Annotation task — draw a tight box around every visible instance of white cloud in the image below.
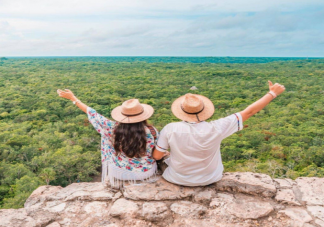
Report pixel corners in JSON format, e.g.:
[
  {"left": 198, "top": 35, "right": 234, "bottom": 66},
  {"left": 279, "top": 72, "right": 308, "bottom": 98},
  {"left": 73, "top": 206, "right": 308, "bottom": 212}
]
[
  {"left": 0, "top": 0, "right": 323, "bottom": 15},
  {"left": 0, "top": 0, "right": 323, "bottom": 56}
]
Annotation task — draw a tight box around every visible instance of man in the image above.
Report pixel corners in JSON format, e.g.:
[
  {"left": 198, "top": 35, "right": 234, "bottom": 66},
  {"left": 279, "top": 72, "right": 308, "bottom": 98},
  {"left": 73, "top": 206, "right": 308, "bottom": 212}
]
[{"left": 153, "top": 81, "right": 285, "bottom": 186}]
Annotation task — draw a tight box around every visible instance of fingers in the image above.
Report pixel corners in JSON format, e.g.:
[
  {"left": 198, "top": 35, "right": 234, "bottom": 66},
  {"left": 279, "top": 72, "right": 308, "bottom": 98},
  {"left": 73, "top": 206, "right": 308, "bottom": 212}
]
[
  {"left": 269, "top": 81, "right": 285, "bottom": 89},
  {"left": 268, "top": 81, "right": 286, "bottom": 97},
  {"left": 268, "top": 80, "right": 273, "bottom": 87},
  {"left": 57, "top": 89, "right": 66, "bottom": 97}
]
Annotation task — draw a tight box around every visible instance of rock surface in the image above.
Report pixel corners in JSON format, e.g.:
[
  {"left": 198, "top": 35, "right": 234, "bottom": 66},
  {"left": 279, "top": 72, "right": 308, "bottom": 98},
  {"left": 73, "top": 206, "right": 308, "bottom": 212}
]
[
  {"left": 295, "top": 177, "right": 324, "bottom": 206},
  {"left": 141, "top": 202, "right": 170, "bottom": 222},
  {"left": 1, "top": 172, "right": 324, "bottom": 227},
  {"left": 215, "top": 172, "right": 276, "bottom": 197},
  {"left": 278, "top": 207, "right": 313, "bottom": 227},
  {"left": 275, "top": 188, "right": 301, "bottom": 206},
  {"left": 226, "top": 194, "right": 274, "bottom": 219},
  {"left": 110, "top": 198, "right": 138, "bottom": 217}
]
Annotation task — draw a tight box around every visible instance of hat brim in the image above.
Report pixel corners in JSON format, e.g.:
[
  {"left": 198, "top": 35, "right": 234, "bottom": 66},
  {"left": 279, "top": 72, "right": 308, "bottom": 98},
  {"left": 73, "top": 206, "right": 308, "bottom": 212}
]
[
  {"left": 171, "top": 94, "right": 215, "bottom": 122},
  {"left": 111, "top": 104, "right": 154, "bottom": 123}
]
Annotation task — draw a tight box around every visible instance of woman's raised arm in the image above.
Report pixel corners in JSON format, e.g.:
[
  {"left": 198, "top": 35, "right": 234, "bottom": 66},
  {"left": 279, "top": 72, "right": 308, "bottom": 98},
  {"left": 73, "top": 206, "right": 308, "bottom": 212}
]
[
  {"left": 57, "top": 89, "right": 88, "bottom": 113},
  {"left": 240, "top": 81, "right": 285, "bottom": 122}
]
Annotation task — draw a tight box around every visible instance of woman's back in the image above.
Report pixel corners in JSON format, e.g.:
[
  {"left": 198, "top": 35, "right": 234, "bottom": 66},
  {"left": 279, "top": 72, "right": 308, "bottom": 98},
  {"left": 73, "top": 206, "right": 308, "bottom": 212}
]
[
  {"left": 87, "top": 106, "right": 158, "bottom": 186},
  {"left": 57, "top": 89, "right": 157, "bottom": 187}
]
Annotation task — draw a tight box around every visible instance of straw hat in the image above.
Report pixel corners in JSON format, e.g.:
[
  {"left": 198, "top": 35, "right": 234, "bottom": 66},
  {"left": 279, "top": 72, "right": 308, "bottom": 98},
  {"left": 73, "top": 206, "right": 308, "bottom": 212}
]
[
  {"left": 171, "top": 93, "right": 215, "bottom": 122},
  {"left": 111, "top": 99, "right": 154, "bottom": 123}
]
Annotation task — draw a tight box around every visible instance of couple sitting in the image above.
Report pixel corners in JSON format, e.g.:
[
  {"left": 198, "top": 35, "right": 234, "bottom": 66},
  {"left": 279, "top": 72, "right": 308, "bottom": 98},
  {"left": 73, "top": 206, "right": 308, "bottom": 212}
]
[{"left": 57, "top": 81, "right": 285, "bottom": 187}]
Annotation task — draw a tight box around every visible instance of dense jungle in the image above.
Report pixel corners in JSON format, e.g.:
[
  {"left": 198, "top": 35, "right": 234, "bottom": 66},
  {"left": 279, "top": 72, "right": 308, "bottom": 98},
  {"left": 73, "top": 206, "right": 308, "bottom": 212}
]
[{"left": 0, "top": 57, "right": 323, "bottom": 208}]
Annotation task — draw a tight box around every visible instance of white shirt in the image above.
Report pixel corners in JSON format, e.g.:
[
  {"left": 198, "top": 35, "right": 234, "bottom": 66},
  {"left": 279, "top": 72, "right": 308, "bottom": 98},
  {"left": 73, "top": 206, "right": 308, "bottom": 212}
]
[{"left": 156, "top": 113, "right": 243, "bottom": 186}]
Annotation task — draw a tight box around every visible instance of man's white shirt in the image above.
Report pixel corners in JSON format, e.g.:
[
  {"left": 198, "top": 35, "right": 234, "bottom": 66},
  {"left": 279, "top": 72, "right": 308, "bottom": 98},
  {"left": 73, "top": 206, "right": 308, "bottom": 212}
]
[{"left": 156, "top": 113, "right": 243, "bottom": 186}]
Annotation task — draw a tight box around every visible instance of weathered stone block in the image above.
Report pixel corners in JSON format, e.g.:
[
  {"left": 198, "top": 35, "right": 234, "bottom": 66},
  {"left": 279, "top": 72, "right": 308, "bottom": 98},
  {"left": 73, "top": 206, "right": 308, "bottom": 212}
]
[
  {"left": 170, "top": 201, "right": 207, "bottom": 217},
  {"left": 295, "top": 177, "right": 324, "bottom": 206},
  {"left": 123, "top": 177, "right": 198, "bottom": 201},
  {"left": 215, "top": 172, "right": 276, "bottom": 198},
  {"left": 226, "top": 194, "right": 274, "bottom": 219},
  {"left": 278, "top": 208, "right": 312, "bottom": 226},
  {"left": 141, "top": 202, "right": 169, "bottom": 221},
  {"left": 275, "top": 189, "right": 301, "bottom": 206},
  {"left": 24, "top": 185, "right": 63, "bottom": 208},
  {"left": 110, "top": 198, "right": 138, "bottom": 217}
]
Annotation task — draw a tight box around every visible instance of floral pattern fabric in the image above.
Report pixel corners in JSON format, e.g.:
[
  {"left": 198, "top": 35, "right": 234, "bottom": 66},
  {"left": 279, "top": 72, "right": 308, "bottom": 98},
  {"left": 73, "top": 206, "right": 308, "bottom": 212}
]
[{"left": 87, "top": 107, "right": 157, "bottom": 173}]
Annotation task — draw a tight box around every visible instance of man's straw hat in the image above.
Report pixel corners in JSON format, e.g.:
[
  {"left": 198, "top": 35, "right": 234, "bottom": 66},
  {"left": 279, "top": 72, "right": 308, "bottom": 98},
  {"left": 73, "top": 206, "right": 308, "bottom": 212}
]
[
  {"left": 171, "top": 93, "right": 214, "bottom": 122},
  {"left": 111, "top": 99, "right": 154, "bottom": 123}
]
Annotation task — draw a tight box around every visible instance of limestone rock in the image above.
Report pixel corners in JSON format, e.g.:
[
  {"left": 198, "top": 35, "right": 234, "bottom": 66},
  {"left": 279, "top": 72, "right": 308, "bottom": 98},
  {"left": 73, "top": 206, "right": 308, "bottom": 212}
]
[
  {"left": 303, "top": 224, "right": 316, "bottom": 227},
  {"left": 226, "top": 194, "right": 274, "bottom": 219},
  {"left": 0, "top": 208, "right": 37, "bottom": 227},
  {"left": 278, "top": 208, "right": 312, "bottom": 226},
  {"left": 25, "top": 185, "right": 63, "bottom": 208},
  {"left": 315, "top": 218, "right": 324, "bottom": 227},
  {"left": 2, "top": 172, "right": 324, "bottom": 227},
  {"left": 47, "top": 182, "right": 115, "bottom": 202},
  {"left": 194, "top": 188, "right": 215, "bottom": 204},
  {"left": 170, "top": 219, "right": 251, "bottom": 227},
  {"left": 295, "top": 177, "right": 324, "bottom": 205},
  {"left": 123, "top": 177, "right": 198, "bottom": 200},
  {"left": 79, "top": 216, "right": 112, "bottom": 227},
  {"left": 84, "top": 201, "right": 109, "bottom": 216},
  {"left": 105, "top": 224, "right": 119, "bottom": 227},
  {"left": 141, "top": 202, "right": 169, "bottom": 222},
  {"left": 210, "top": 193, "right": 234, "bottom": 208},
  {"left": 274, "top": 178, "right": 293, "bottom": 189},
  {"left": 275, "top": 189, "right": 301, "bottom": 206},
  {"left": 46, "top": 222, "right": 61, "bottom": 227},
  {"left": 44, "top": 201, "right": 67, "bottom": 213},
  {"left": 122, "top": 219, "right": 154, "bottom": 227},
  {"left": 215, "top": 172, "right": 276, "bottom": 198},
  {"left": 63, "top": 200, "right": 83, "bottom": 214},
  {"left": 170, "top": 201, "right": 207, "bottom": 217},
  {"left": 307, "top": 206, "right": 324, "bottom": 222},
  {"left": 110, "top": 198, "right": 138, "bottom": 217}
]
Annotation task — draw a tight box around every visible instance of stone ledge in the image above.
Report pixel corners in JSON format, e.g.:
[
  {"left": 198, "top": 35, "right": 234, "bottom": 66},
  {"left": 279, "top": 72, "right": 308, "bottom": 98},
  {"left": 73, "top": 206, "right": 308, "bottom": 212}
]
[
  {"left": 215, "top": 172, "right": 276, "bottom": 198},
  {"left": 0, "top": 172, "right": 323, "bottom": 227}
]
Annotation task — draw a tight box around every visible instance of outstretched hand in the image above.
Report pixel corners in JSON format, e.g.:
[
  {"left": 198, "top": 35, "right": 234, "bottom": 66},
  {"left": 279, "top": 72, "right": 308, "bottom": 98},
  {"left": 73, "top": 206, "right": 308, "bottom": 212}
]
[
  {"left": 268, "top": 81, "right": 285, "bottom": 96},
  {"left": 57, "top": 89, "right": 77, "bottom": 101}
]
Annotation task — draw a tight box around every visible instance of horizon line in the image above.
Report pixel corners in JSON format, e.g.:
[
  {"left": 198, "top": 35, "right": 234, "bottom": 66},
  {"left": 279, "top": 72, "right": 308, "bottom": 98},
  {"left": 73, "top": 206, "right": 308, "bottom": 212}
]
[{"left": 2, "top": 56, "right": 324, "bottom": 58}]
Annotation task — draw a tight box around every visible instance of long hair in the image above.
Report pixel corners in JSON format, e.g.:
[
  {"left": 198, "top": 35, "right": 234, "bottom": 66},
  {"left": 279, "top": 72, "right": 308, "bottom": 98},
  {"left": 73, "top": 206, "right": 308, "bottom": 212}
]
[{"left": 113, "top": 120, "right": 148, "bottom": 158}]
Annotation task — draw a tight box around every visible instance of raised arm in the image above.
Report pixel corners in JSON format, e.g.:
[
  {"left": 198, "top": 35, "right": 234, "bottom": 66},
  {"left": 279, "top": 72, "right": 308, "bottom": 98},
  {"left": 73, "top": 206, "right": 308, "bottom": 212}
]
[
  {"left": 57, "top": 89, "right": 116, "bottom": 136},
  {"left": 57, "top": 89, "right": 88, "bottom": 113},
  {"left": 240, "top": 81, "right": 285, "bottom": 122}
]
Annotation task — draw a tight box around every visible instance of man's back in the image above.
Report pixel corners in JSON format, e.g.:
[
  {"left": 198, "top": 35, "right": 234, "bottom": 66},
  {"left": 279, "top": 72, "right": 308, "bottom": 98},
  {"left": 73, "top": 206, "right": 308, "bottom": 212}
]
[
  {"left": 153, "top": 84, "right": 285, "bottom": 186},
  {"left": 157, "top": 114, "right": 243, "bottom": 186}
]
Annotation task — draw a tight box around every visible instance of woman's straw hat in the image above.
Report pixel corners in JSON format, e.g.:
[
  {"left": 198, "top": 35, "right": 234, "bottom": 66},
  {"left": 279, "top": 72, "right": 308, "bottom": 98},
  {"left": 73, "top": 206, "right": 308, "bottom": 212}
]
[
  {"left": 171, "top": 93, "right": 214, "bottom": 122},
  {"left": 111, "top": 99, "right": 154, "bottom": 123}
]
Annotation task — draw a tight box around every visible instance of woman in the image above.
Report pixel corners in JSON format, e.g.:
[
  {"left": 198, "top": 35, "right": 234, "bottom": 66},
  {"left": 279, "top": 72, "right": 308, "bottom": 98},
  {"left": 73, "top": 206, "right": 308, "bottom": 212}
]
[{"left": 57, "top": 89, "right": 159, "bottom": 187}]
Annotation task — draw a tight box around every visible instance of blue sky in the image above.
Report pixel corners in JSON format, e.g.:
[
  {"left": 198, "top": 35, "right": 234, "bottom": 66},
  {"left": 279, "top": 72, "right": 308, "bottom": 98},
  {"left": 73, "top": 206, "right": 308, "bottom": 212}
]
[{"left": 0, "top": 0, "right": 323, "bottom": 57}]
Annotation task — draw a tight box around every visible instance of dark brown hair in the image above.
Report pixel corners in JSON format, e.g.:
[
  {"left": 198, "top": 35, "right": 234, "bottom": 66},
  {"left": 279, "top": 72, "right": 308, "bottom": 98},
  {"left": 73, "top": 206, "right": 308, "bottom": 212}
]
[{"left": 113, "top": 120, "right": 148, "bottom": 158}]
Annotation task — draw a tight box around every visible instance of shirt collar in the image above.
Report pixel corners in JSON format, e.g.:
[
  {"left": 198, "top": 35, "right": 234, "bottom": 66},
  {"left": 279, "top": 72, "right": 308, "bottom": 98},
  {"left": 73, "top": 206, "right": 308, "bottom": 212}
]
[{"left": 182, "top": 121, "right": 204, "bottom": 124}]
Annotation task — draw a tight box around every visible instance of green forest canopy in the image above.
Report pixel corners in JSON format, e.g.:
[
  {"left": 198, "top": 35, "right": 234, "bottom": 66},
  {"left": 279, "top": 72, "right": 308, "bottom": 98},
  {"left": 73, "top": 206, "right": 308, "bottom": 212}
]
[{"left": 0, "top": 57, "right": 323, "bottom": 208}]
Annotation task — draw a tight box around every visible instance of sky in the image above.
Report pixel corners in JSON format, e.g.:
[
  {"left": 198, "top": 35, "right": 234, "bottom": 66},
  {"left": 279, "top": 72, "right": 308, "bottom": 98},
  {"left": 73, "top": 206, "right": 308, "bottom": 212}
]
[{"left": 0, "top": 0, "right": 323, "bottom": 57}]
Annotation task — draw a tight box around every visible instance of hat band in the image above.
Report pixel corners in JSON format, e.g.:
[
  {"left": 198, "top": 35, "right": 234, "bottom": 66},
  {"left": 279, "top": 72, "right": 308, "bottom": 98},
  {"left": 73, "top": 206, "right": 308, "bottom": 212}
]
[
  {"left": 180, "top": 104, "right": 205, "bottom": 122},
  {"left": 121, "top": 107, "right": 144, "bottom": 117}
]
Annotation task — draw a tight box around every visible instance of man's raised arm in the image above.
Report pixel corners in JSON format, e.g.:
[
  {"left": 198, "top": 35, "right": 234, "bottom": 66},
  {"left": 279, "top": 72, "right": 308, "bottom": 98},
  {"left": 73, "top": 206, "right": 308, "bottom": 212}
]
[{"left": 240, "top": 81, "right": 285, "bottom": 122}]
